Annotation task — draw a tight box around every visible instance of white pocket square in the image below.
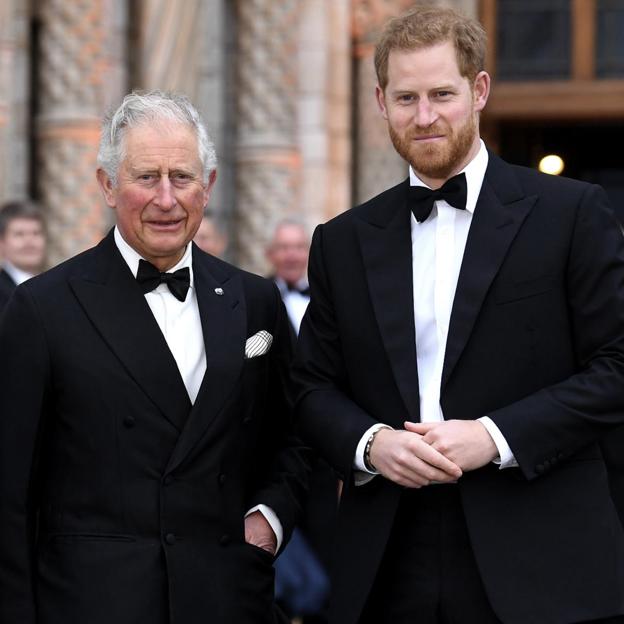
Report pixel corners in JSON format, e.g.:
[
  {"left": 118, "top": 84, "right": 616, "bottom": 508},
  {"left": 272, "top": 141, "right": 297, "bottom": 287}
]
[{"left": 244, "top": 330, "right": 273, "bottom": 359}]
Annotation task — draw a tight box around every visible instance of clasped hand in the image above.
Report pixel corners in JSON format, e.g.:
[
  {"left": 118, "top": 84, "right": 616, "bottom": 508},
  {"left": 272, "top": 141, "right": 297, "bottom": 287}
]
[
  {"left": 369, "top": 420, "right": 498, "bottom": 489},
  {"left": 244, "top": 511, "right": 277, "bottom": 555}
]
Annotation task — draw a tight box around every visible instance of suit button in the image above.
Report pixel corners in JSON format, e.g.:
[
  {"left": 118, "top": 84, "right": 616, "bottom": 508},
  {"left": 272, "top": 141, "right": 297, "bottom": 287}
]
[
  {"left": 543, "top": 459, "right": 551, "bottom": 469},
  {"left": 219, "top": 534, "right": 230, "bottom": 546},
  {"left": 242, "top": 416, "right": 252, "bottom": 426},
  {"left": 123, "top": 416, "right": 136, "bottom": 428},
  {"left": 218, "top": 473, "right": 226, "bottom": 486},
  {"left": 163, "top": 475, "right": 174, "bottom": 486},
  {"left": 165, "top": 533, "right": 176, "bottom": 545},
  {"left": 535, "top": 464, "right": 545, "bottom": 474}
]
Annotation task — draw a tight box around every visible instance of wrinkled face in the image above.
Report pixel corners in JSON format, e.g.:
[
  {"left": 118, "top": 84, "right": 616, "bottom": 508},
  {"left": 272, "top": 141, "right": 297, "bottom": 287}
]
[
  {"left": 376, "top": 41, "right": 489, "bottom": 187},
  {"left": 266, "top": 224, "right": 309, "bottom": 285},
  {"left": 97, "top": 120, "right": 215, "bottom": 271},
  {"left": 0, "top": 217, "right": 46, "bottom": 273}
]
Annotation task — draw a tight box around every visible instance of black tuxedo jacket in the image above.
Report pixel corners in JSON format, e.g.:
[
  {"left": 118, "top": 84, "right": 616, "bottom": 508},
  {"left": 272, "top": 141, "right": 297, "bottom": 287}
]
[
  {"left": 0, "top": 230, "right": 308, "bottom": 624},
  {"left": 0, "top": 267, "right": 16, "bottom": 314},
  {"left": 293, "top": 153, "right": 624, "bottom": 624}
]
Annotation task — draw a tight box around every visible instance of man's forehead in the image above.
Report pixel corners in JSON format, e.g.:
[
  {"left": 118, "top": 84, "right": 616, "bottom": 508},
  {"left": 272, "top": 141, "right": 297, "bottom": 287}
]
[{"left": 6, "top": 217, "right": 43, "bottom": 231}]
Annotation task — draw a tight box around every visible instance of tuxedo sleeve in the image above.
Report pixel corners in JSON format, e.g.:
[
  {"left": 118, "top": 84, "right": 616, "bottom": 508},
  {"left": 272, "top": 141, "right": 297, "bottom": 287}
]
[
  {"left": 488, "top": 184, "right": 624, "bottom": 480},
  {"left": 246, "top": 285, "right": 312, "bottom": 550},
  {"left": 292, "top": 225, "right": 379, "bottom": 480},
  {"left": 0, "top": 285, "right": 51, "bottom": 623}
]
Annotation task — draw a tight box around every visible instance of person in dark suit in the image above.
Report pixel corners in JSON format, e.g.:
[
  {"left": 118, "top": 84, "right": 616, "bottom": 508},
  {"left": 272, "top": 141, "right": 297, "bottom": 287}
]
[
  {"left": 267, "top": 218, "right": 311, "bottom": 337},
  {"left": 293, "top": 6, "right": 624, "bottom": 624},
  {"left": 0, "top": 200, "right": 46, "bottom": 314},
  {"left": 267, "top": 219, "right": 334, "bottom": 624},
  {"left": 0, "top": 91, "right": 308, "bottom": 624}
]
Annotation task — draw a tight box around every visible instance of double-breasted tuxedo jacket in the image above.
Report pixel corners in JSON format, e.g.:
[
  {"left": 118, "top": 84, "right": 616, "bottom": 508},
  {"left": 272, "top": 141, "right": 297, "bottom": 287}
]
[
  {"left": 293, "top": 153, "right": 624, "bottom": 624},
  {"left": 0, "top": 231, "right": 308, "bottom": 624},
  {"left": 0, "top": 267, "right": 17, "bottom": 314}
]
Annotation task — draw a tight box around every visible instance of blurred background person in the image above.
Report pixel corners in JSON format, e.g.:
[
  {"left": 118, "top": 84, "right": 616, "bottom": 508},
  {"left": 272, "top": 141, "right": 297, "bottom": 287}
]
[
  {"left": 266, "top": 218, "right": 334, "bottom": 624},
  {"left": 193, "top": 210, "right": 228, "bottom": 258},
  {"left": 266, "top": 218, "right": 311, "bottom": 336},
  {"left": 0, "top": 200, "right": 47, "bottom": 314}
]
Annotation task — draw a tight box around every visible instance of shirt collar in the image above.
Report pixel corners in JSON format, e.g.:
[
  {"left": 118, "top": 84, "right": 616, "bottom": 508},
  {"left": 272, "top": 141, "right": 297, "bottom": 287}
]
[
  {"left": 408, "top": 139, "right": 489, "bottom": 215},
  {"left": 274, "top": 275, "right": 309, "bottom": 295},
  {"left": 113, "top": 226, "right": 194, "bottom": 288},
  {"left": 3, "top": 261, "right": 35, "bottom": 286}
]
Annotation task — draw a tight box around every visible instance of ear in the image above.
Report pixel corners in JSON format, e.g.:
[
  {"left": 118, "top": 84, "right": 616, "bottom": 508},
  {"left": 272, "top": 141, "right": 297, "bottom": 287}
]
[
  {"left": 203, "top": 170, "right": 217, "bottom": 207},
  {"left": 472, "top": 71, "right": 490, "bottom": 113},
  {"left": 375, "top": 85, "right": 389, "bottom": 120},
  {"left": 96, "top": 168, "right": 117, "bottom": 208}
]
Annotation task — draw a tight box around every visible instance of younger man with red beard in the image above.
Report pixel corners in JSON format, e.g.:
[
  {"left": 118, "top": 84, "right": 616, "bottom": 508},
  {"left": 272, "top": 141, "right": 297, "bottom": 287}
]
[{"left": 293, "top": 5, "right": 624, "bottom": 624}]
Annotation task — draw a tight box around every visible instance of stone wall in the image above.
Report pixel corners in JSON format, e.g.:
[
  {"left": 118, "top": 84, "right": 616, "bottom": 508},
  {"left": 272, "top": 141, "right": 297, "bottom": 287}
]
[{"left": 0, "top": 0, "right": 476, "bottom": 273}]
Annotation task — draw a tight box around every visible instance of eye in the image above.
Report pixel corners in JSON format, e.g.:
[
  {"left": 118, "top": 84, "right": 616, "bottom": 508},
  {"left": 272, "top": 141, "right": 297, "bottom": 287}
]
[
  {"left": 435, "top": 90, "right": 453, "bottom": 99},
  {"left": 172, "top": 172, "right": 194, "bottom": 184},
  {"left": 398, "top": 94, "right": 415, "bottom": 103}
]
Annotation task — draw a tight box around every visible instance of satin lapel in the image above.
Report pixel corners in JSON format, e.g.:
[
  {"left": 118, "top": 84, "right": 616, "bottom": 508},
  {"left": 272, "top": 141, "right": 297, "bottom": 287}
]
[
  {"left": 69, "top": 233, "right": 191, "bottom": 431},
  {"left": 166, "top": 248, "right": 246, "bottom": 473},
  {"left": 355, "top": 180, "right": 420, "bottom": 423},
  {"left": 441, "top": 158, "right": 538, "bottom": 390}
]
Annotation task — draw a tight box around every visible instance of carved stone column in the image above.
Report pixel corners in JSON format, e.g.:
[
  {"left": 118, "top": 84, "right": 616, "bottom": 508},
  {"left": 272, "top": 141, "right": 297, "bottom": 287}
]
[
  {"left": 234, "top": 0, "right": 302, "bottom": 274},
  {"left": 35, "top": 0, "right": 127, "bottom": 265},
  {"left": 351, "top": 0, "right": 478, "bottom": 204},
  {"left": 298, "top": 0, "right": 352, "bottom": 224},
  {"left": 0, "top": 0, "right": 30, "bottom": 202}
]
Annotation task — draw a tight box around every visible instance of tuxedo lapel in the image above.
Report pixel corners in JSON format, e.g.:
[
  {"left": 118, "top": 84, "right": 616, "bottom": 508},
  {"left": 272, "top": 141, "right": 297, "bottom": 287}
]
[
  {"left": 355, "top": 180, "right": 420, "bottom": 422},
  {"left": 441, "top": 155, "right": 538, "bottom": 390},
  {"left": 70, "top": 232, "right": 191, "bottom": 431},
  {"left": 166, "top": 247, "right": 246, "bottom": 473},
  {"left": 0, "top": 269, "right": 17, "bottom": 289}
]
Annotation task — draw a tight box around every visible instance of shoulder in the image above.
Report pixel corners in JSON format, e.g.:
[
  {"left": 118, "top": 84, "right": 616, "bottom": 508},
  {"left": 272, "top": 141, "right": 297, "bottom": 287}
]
[
  {"left": 321, "top": 178, "right": 409, "bottom": 232},
  {"left": 19, "top": 243, "right": 102, "bottom": 298},
  {"left": 487, "top": 152, "right": 595, "bottom": 202}
]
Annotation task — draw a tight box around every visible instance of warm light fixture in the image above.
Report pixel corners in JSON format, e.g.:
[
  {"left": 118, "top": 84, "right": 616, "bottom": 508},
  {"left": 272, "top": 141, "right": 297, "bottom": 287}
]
[{"left": 538, "top": 154, "right": 565, "bottom": 176}]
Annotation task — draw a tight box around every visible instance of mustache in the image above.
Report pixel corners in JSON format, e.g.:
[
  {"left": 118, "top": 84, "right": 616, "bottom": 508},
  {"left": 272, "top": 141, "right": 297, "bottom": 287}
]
[{"left": 407, "top": 125, "right": 447, "bottom": 139}]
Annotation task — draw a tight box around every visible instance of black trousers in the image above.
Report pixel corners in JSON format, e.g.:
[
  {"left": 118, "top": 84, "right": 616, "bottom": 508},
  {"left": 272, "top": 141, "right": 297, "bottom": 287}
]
[{"left": 359, "top": 485, "right": 624, "bottom": 624}]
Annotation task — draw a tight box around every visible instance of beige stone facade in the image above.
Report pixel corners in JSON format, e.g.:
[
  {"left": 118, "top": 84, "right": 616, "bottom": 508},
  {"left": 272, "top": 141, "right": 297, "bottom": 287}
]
[{"left": 0, "top": 0, "right": 476, "bottom": 274}]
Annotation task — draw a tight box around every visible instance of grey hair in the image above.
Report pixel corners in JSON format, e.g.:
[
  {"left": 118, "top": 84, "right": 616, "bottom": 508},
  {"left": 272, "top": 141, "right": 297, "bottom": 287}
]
[
  {"left": 272, "top": 216, "right": 309, "bottom": 235},
  {"left": 97, "top": 90, "right": 217, "bottom": 186}
]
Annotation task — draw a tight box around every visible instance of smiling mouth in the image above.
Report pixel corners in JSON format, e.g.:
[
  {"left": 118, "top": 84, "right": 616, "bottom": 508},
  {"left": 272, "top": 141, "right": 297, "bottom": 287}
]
[
  {"left": 413, "top": 134, "right": 444, "bottom": 141},
  {"left": 147, "top": 219, "right": 184, "bottom": 229}
]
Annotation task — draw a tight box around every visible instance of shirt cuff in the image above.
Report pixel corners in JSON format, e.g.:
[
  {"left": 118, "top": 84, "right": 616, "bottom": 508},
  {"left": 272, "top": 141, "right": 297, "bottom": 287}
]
[
  {"left": 353, "top": 423, "right": 392, "bottom": 486},
  {"left": 478, "top": 416, "right": 519, "bottom": 469},
  {"left": 245, "top": 504, "right": 283, "bottom": 552}
]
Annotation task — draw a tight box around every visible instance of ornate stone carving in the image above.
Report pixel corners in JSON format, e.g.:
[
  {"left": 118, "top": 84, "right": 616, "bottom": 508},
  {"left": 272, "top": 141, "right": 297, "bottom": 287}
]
[
  {"left": 0, "top": 0, "right": 30, "bottom": 202},
  {"left": 35, "top": 0, "right": 126, "bottom": 265},
  {"left": 234, "top": 0, "right": 301, "bottom": 273}
]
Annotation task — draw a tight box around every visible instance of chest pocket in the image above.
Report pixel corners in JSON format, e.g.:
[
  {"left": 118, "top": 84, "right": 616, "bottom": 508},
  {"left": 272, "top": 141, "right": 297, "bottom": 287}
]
[{"left": 494, "top": 273, "right": 558, "bottom": 305}]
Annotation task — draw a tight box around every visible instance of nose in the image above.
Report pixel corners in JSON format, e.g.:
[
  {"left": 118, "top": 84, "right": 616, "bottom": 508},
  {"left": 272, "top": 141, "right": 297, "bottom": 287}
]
[
  {"left": 413, "top": 99, "right": 437, "bottom": 128},
  {"left": 154, "top": 176, "right": 177, "bottom": 210}
]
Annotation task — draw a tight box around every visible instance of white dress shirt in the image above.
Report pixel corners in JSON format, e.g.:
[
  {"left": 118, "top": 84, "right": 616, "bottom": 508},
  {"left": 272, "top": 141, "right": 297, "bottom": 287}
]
[
  {"left": 3, "top": 261, "right": 35, "bottom": 286},
  {"left": 114, "top": 228, "right": 283, "bottom": 548},
  {"left": 355, "top": 141, "right": 517, "bottom": 480},
  {"left": 275, "top": 276, "right": 310, "bottom": 335}
]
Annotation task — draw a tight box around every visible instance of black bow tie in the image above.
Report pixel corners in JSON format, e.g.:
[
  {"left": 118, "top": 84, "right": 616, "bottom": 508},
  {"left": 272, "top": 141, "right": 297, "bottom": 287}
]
[
  {"left": 408, "top": 173, "right": 468, "bottom": 223},
  {"left": 136, "top": 259, "right": 190, "bottom": 302},
  {"left": 287, "top": 282, "right": 310, "bottom": 296}
]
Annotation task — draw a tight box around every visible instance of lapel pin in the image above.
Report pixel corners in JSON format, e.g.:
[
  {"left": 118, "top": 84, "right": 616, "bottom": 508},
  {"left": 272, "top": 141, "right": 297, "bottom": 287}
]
[{"left": 214, "top": 287, "right": 224, "bottom": 296}]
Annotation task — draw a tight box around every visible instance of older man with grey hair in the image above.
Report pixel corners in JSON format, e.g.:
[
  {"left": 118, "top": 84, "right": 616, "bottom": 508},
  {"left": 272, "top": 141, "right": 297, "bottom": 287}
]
[{"left": 0, "top": 90, "right": 308, "bottom": 624}]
